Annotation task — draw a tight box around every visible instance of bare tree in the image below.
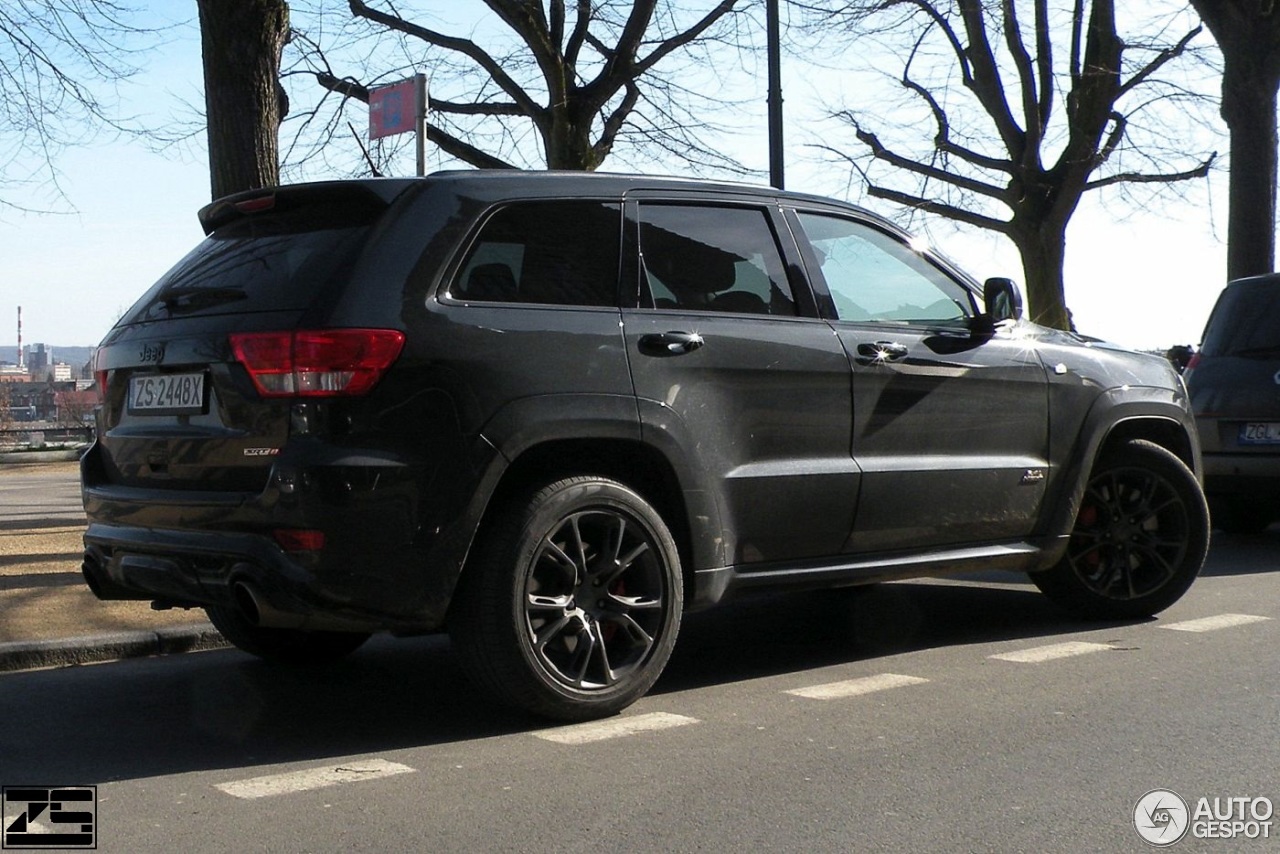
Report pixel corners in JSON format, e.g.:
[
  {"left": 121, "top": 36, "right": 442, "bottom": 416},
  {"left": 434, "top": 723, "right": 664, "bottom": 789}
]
[
  {"left": 806, "top": 1, "right": 1216, "bottom": 330},
  {"left": 197, "top": 0, "right": 291, "bottom": 199},
  {"left": 287, "top": 0, "right": 749, "bottom": 174},
  {"left": 0, "top": 0, "right": 154, "bottom": 211},
  {"left": 1190, "top": 2, "right": 1280, "bottom": 282}
]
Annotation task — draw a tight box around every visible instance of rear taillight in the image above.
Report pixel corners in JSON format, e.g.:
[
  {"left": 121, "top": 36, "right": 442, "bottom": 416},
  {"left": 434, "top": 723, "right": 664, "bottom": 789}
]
[
  {"left": 92, "top": 347, "right": 107, "bottom": 397},
  {"left": 230, "top": 329, "right": 405, "bottom": 398},
  {"left": 273, "top": 529, "right": 326, "bottom": 552}
]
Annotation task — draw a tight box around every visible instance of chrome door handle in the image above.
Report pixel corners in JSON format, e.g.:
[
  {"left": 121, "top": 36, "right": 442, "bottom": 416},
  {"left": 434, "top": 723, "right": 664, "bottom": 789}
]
[
  {"left": 639, "top": 331, "right": 705, "bottom": 357},
  {"left": 856, "top": 341, "right": 909, "bottom": 363}
]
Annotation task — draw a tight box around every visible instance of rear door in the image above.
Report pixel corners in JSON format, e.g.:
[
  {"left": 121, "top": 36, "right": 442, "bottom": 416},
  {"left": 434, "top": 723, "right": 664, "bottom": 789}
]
[
  {"left": 789, "top": 209, "right": 1050, "bottom": 552},
  {"left": 621, "top": 195, "right": 858, "bottom": 566}
]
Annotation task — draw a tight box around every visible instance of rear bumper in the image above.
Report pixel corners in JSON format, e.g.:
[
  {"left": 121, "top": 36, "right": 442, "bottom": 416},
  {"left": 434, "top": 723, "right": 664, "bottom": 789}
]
[
  {"left": 81, "top": 522, "right": 437, "bottom": 633},
  {"left": 1202, "top": 452, "right": 1280, "bottom": 499},
  {"left": 77, "top": 440, "right": 494, "bottom": 632}
]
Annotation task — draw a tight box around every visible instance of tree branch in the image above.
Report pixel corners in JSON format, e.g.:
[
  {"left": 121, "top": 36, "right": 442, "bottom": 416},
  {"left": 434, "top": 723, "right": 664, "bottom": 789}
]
[
  {"left": 1084, "top": 152, "right": 1217, "bottom": 190},
  {"left": 426, "top": 123, "right": 518, "bottom": 169},
  {"left": 347, "top": 0, "right": 543, "bottom": 119},
  {"left": 867, "top": 185, "right": 1012, "bottom": 233},
  {"left": 856, "top": 125, "right": 1009, "bottom": 201}
]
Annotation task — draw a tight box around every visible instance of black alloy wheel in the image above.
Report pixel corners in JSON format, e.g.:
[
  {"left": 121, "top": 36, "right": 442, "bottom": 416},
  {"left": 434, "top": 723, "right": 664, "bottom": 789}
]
[
  {"left": 450, "top": 476, "right": 682, "bottom": 721},
  {"left": 1033, "top": 439, "right": 1209, "bottom": 619}
]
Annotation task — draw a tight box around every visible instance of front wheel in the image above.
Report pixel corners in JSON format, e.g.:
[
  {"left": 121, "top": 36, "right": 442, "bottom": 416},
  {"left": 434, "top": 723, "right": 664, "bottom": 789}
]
[
  {"left": 449, "top": 477, "right": 683, "bottom": 721},
  {"left": 1032, "top": 439, "right": 1209, "bottom": 619}
]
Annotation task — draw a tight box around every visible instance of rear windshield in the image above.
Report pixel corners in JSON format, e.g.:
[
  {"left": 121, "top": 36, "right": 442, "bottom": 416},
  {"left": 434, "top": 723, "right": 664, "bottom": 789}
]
[
  {"left": 118, "top": 207, "right": 379, "bottom": 325},
  {"left": 1201, "top": 280, "right": 1280, "bottom": 357}
]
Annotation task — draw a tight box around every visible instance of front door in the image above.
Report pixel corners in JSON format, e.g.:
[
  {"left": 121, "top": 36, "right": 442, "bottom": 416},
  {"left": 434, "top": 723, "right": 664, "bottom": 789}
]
[{"left": 791, "top": 210, "right": 1050, "bottom": 552}]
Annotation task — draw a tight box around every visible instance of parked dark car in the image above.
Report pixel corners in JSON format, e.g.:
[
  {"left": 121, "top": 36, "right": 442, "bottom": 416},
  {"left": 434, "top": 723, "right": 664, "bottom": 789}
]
[
  {"left": 1186, "top": 273, "right": 1280, "bottom": 532},
  {"left": 81, "top": 171, "right": 1209, "bottom": 719}
]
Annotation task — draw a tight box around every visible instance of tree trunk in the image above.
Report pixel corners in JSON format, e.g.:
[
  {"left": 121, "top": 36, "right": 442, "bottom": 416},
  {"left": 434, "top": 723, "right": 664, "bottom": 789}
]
[
  {"left": 197, "top": 0, "right": 290, "bottom": 200},
  {"left": 1013, "top": 223, "right": 1072, "bottom": 331},
  {"left": 1220, "top": 56, "right": 1280, "bottom": 281}
]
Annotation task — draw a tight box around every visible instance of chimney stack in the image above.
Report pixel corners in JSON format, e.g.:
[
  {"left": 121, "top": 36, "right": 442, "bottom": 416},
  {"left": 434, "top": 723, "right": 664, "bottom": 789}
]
[{"left": 16, "top": 306, "right": 22, "bottom": 369}]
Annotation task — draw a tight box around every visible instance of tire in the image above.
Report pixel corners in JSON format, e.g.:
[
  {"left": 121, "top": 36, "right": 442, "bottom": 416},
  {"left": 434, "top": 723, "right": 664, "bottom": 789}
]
[
  {"left": 449, "top": 476, "right": 683, "bottom": 721},
  {"left": 205, "top": 604, "right": 371, "bottom": 665},
  {"left": 1210, "top": 496, "right": 1274, "bottom": 535},
  {"left": 1032, "top": 439, "right": 1209, "bottom": 619}
]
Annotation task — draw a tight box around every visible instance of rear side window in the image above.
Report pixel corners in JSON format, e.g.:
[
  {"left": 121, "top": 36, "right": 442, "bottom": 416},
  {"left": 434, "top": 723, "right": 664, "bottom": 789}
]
[
  {"left": 450, "top": 201, "right": 621, "bottom": 307},
  {"left": 637, "top": 204, "right": 797, "bottom": 316},
  {"left": 1200, "top": 281, "right": 1280, "bottom": 356},
  {"left": 120, "top": 206, "right": 380, "bottom": 324}
]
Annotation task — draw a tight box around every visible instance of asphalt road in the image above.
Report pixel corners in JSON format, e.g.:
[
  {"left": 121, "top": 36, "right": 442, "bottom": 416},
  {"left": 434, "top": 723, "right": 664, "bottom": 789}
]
[{"left": 2, "top": 526, "right": 1279, "bottom": 852}]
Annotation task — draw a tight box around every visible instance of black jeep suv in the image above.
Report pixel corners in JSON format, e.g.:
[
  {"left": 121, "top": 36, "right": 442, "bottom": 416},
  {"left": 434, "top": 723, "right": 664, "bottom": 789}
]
[{"left": 82, "top": 171, "right": 1208, "bottom": 719}]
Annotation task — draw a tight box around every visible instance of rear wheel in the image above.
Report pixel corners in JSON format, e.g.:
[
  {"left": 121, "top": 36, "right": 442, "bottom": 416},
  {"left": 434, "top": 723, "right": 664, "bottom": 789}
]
[
  {"left": 1033, "top": 439, "right": 1208, "bottom": 619},
  {"left": 205, "top": 604, "right": 371, "bottom": 665},
  {"left": 449, "top": 476, "right": 682, "bottom": 721}
]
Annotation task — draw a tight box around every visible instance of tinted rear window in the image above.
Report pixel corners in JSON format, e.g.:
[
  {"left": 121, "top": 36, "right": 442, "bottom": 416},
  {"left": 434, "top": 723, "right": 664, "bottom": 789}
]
[
  {"left": 119, "top": 207, "right": 380, "bottom": 324},
  {"left": 449, "top": 201, "right": 621, "bottom": 307},
  {"left": 1201, "top": 281, "right": 1280, "bottom": 356}
]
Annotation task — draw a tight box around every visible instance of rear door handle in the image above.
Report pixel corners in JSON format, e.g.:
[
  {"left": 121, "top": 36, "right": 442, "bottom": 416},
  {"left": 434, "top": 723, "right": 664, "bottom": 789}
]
[
  {"left": 856, "top": 341, "right": 909, "bottom": 363},
  {"left": 639, "top": 331, "right": 705, "bottom": 357}
]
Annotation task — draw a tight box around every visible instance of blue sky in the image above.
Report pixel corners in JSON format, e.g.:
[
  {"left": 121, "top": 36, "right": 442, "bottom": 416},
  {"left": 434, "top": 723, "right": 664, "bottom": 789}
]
[{"left": 0, "top": 3, "right": 1230, "bottom": 353}]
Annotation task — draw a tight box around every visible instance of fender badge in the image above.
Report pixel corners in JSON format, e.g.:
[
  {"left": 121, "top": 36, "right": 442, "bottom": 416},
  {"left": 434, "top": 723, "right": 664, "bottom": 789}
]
[
  {"left": 1021, "top": 469, "right": 1046, "bottom": 484},
  {"left": 243, "top": 448, "right": 280, "bottom": 457}
]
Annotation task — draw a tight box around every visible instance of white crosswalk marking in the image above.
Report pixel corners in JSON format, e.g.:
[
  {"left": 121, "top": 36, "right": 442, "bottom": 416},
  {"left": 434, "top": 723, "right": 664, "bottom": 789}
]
[
  {"left": 532, "top": 712, "right": 699, "bottom": 744},
  {"left": 1159, "top": 613, "right": 1270, "bottom": 633},
  {"left": 989, "top": 641, "right": 1114, "bottom": 663},
  {"left": 215, "top": 759, "right": 415, "bottom": 799},
  {"left": 786, "top": 673, "right": 929, "bottom": 700}
]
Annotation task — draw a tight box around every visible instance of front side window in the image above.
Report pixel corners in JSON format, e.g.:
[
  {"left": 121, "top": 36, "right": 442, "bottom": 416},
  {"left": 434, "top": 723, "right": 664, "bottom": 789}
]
[
  {"left": 637, "top": 204, "right": 797, "bottom": 316},
  {"left": 451, "top": 201, "right": 621, "bottom": 307},
  {"left": 796, "top": 212, "right": 974, "bottom": 325}
]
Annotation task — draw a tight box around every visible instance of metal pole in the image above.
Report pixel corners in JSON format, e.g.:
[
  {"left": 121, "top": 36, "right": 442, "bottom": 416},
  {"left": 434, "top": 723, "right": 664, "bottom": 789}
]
[
  {"left": 415, "top": 73, "right": 428, "bottom": 177},
  {"left": 767, "top": 0, "right": 784, "bottom": 190}
]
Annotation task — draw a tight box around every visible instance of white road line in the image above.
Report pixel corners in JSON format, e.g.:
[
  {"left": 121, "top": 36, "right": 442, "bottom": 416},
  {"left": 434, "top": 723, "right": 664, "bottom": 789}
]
[
  {"left": 533, "top": 712, "right": 699, "bottom": 745},
  {"left": 215, "top": 759, "right": 415, "bottom": 800},
  {"left": 1159, "top": 613, "right": 1271, "bottom": 633},
  {"left": 785, "top": 673, "right": 929, "bottom": 700},
  {"left": 989, "top": 641, "right": 1114, "bottom": 663}
]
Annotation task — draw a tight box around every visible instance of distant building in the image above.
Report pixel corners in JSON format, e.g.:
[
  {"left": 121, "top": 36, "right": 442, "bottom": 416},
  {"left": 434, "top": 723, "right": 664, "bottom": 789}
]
[
  {"left": 4, "top": 380, "right": 100, "bottom": 423},
  {"left": 51, "top": 362, "right": 72, "bottom": 382},
  {"left": 0, "top": 364, "right": 30, "bottom": 383},
  {"left": 27, "top": 343, "right": 50, "bottom": 376}
]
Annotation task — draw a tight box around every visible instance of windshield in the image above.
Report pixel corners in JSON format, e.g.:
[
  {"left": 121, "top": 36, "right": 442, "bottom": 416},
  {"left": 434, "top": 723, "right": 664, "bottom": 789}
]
[{"left": 1200, "top": 280, "right": 1280, "bottom": 357}]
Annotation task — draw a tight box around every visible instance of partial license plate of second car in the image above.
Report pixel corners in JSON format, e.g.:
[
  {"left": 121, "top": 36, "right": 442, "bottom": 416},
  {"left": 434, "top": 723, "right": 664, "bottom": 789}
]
[
  {"left": 1239, "top": 422, "right": 1280, "bottom": 444},
  {"left": 128, "top": 372, "right": 206, "bottom": 415}
]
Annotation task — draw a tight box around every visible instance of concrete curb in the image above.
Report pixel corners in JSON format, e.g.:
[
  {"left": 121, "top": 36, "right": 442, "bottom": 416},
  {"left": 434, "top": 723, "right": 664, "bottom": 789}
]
[
  {"left": 0, "top": 448, "right": 86, "bottom": 464},
  {"left": 0, "top": 624, "right": 228, "bottom": 673}
]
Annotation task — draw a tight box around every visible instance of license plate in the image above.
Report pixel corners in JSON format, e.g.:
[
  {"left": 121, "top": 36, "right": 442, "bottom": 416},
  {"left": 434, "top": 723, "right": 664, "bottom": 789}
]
[
  {"left": 128, "top": 372, "right": 206, "bottom": 415},
  {"left": 1239, "top": 422, "right": 1280, "bottom": 444}
]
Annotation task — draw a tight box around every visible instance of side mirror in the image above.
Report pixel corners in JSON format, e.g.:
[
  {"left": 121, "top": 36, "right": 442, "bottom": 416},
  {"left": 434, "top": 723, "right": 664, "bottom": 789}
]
[{"left": 982, "top": 277, "right": 1023, "bottom": 324}]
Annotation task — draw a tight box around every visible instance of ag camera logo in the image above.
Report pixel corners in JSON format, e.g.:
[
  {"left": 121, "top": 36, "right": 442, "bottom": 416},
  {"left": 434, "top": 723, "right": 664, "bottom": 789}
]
[{"left": 1134, "top": 789, "right": 1190, "bottom": 847}]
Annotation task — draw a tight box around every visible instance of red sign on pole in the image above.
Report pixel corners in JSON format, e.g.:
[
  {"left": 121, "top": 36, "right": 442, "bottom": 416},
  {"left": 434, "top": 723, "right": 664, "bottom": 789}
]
[{"left": 369, "top": 78, "right": 419, "bottom": 139}]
